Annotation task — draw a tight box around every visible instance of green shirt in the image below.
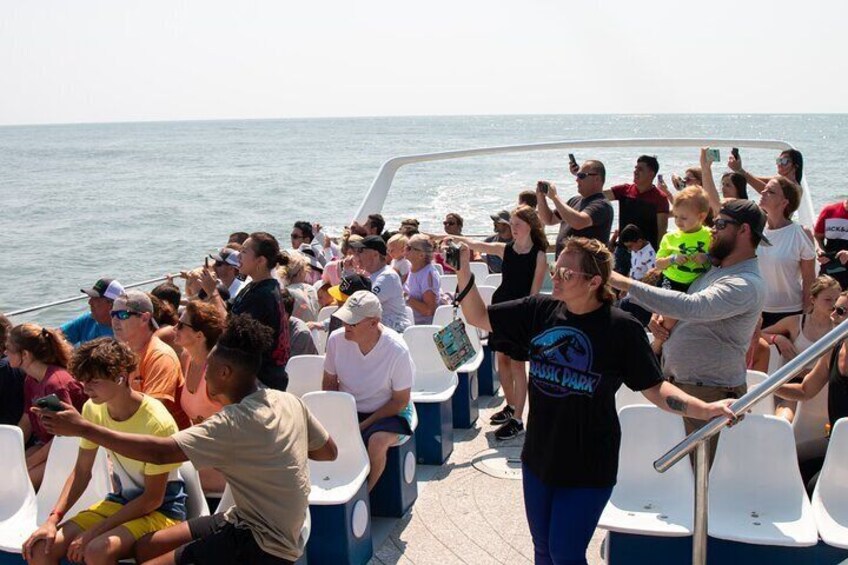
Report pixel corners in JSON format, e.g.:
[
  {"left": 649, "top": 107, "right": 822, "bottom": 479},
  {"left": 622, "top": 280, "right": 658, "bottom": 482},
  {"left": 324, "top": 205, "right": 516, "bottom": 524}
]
[{"left": 656, "top": 226, "right": 712, "bottom": 284}]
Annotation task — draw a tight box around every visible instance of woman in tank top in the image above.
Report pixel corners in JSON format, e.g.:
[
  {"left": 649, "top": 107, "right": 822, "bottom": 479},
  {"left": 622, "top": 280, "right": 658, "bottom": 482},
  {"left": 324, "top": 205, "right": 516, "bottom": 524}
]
[
  {"left": 446, "top": 205, "right": 548, "bottom": 440},
  {"left": 174, "top": 300, "right": 227, "bottom": 493},
  {"left": 776, "top": 291, "right": 848, "bottom": 494},
  {"left": 763, "top": 275, "right": 841, "bottom": 421}
]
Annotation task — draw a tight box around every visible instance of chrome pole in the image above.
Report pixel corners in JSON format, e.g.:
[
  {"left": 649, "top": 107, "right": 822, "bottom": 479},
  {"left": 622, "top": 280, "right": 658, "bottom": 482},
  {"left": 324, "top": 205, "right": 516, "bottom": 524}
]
[
  {"left": 4, "top": 275, "right": 171, "bottom": 318},
  {"left": 692, "top": 441, "right": 709, "bottom": 565}
]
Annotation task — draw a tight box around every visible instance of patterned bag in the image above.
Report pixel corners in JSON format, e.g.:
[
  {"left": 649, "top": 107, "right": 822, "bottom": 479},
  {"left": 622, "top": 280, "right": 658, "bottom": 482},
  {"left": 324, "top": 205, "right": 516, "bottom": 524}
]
[{"left": 432, "top": 274, "right": 476, "bottom": 371}]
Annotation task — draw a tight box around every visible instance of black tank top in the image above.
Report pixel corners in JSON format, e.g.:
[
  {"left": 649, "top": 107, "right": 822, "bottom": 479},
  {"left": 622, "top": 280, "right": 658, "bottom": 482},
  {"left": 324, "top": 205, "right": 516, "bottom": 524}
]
[
  {"left": 492, "top": 242, "right": 542, "bottom": 304},
  {"left": 827, "top": 343, "right": 848, "bottom": 426}
]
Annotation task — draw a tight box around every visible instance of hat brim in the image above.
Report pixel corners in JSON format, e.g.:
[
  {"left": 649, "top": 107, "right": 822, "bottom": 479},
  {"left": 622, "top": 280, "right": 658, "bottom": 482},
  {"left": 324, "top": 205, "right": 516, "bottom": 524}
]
[
  {"left": 332, "top": 304, "right": 366, "bottom": 325},
  {"left": 328, "top": 286, "right": 347, "bottom": 303},
  {"left": 81, "top": 288, "right": 100, "bottom": 298}
]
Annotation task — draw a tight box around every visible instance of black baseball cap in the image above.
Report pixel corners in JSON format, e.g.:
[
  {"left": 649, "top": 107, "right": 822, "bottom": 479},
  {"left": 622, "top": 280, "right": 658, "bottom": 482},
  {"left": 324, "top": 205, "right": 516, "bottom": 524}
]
[
  {"left": 349, "top": 235, "right": 387, "bottom": 256},
  {"left": 328, "top": 274, "right": 372, "bottom": 303},
  {"left": 720, "top": 200, "right": 772, "bottom": 247}
]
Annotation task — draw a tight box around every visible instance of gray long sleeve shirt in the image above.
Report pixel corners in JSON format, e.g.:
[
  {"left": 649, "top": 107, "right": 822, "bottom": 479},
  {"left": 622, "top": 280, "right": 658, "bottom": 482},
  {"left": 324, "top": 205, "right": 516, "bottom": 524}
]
[{"left": 627, "top": 257, "right": 765, "bottom": 387}]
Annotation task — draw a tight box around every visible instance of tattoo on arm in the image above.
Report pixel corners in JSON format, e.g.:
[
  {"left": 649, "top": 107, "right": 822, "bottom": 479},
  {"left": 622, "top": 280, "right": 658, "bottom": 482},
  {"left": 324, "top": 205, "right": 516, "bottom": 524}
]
[{"left": 666, "top": 395, "right": 687, "bottom": 414}]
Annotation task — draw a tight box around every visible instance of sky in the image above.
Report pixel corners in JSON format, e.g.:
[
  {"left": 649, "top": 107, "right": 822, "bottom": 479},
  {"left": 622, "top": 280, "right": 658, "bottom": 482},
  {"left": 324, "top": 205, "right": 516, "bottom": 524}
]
[{"left": 1, "top": 0, "right": 846, "bottom": 126}]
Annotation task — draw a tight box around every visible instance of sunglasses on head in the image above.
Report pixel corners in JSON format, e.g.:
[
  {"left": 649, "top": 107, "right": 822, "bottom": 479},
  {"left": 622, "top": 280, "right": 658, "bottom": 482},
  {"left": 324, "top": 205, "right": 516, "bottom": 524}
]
[
  {"left": 111, "top": 310, "right": 142, "bottom": 320},
  {"left": 576, "top": 172, "right": 600, "bottom": 180}
]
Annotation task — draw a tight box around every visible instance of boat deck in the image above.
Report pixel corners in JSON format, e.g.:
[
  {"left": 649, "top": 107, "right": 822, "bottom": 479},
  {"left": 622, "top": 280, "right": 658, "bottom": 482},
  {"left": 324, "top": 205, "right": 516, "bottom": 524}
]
[{"left": 369, "top": 393, "right": 604, "bottom": 564}]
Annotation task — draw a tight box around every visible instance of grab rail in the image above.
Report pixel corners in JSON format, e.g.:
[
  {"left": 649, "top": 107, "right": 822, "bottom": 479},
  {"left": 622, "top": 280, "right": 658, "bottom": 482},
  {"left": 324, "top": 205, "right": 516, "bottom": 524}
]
[
  {"left": 5, "top": 275, "right": 171, "bottom": 318},
  {"left": 654, "top": 317, "right": 848, "bottom": 564}
]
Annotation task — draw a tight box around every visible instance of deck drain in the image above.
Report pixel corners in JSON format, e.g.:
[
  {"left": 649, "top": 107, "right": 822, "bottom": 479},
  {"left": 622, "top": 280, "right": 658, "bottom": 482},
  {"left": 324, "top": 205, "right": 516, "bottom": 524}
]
[{"left": 471, "top": 447, "right": 523, "bottom": 480}]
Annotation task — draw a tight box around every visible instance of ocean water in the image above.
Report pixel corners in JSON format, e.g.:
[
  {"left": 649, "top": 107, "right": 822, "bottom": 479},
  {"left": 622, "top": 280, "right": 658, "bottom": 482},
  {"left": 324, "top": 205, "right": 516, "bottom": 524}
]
[{"left": 3, "top": 114, "right": 847, "bottom": 327}]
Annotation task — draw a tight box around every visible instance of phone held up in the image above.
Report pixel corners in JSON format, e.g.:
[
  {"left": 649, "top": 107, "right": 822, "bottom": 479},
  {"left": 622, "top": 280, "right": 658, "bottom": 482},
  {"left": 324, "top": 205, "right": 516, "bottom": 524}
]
[
  {"left": 657, "top": 174, "right": 664, "bottom": 185},
  {"left": 34, "top": 394, "right": 64, "bottom": 412},
  {"left": 445, "top": 243, "right": 462, "bottom": 271},
  {"left": 537, "top": 180, "right": 551, "bottom": 195},
  {"left": 568, "top": 153, "right": 578, "bottom": 169},
  {"left": 706, "top": 148, "right": 721, "bottom": 163},
  {"left": 731, "top": 147, "right": 740, "bottom": 161}
]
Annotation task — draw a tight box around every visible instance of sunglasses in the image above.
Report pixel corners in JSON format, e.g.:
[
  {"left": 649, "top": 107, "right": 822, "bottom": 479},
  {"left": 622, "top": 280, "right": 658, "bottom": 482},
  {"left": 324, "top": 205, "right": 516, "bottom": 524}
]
[
  {"left": 713, "top": 218, "right": 740, "bottom": 231},
  {"left": 576, "top": 172, "right": 600, "bottom": 180},
  {"left": 549, "top": 266, "right": 594, "bottom": 281},
  {"left": 443, "top": 221, "right": 457, "bottom": 226},
  {"left": 776, "top": 157, "right": 792, "bottom": 166},
  {"left": 111, "top": 310, "right": 142, "bottom": 320},
  {"left": 176, "top": 320, "right": 195, "bottom": 330},
  {"left": 834, "top": 306, "right": 847, "bottom": 317}
]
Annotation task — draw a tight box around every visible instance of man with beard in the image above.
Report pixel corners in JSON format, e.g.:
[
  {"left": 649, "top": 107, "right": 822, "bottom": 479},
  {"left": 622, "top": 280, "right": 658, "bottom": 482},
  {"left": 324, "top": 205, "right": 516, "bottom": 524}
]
[{"left": 607, "top": 200, "right": 767, "bottom": 463}]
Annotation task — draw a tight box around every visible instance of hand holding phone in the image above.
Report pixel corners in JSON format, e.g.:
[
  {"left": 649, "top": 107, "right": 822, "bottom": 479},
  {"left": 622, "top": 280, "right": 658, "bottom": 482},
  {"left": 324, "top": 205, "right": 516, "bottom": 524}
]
[
  {"left": 731, "top": 147, "right": 740, "bottom": 162},
  {"left": 706, "top": 148, "right": 721, "bottom": 163},
  {"left": 568, "top": 153, "right": 578, "bottom": 174},
  {"left": 34, "top": 394, "right": 64, "bottom": 412},
  {"left": 537, "top": 180, "right": 551, "bottom": 195}
]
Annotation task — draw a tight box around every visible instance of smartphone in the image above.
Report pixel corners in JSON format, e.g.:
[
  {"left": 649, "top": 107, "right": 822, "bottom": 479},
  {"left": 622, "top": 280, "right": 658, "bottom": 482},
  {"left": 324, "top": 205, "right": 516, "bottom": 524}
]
[
  {"left": 537, "top": 180, "right": 550, "bottom": 195},
  {"left": 568, "top": 153, "right": 577, "bottom": 168},
  {"left": 706, "top": 148, "right": 721, "bottom": 163},
  {"left": 445, "top": 243, "right": 461, "bottom": 271},
  {"left": 657, "top": 174, "right": 664, "bottom": 184},
  {"left": 731, "top": 147, "right": 740, "bottom": 161},
  {"left": 34, "top": 394, "right": 64, "bottom": 412}
]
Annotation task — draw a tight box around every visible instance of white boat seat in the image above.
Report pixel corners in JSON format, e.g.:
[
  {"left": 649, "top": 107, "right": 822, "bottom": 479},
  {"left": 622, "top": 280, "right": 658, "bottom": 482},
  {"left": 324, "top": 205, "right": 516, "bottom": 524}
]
[
  {"left": 36, "top": 436, "right": 111, "bottom": 524},
  {"left": 483, "top": 273, "right": 502, "bottom": 288},
  {"left": 468, "top": 262, "right": 490, "bottom": 281},
  {"left": 812, "top": 417, "right": 848, "bottom": 549},
  {"left": 440, "top": 274, "right": 457, "bottom": 295},
  {"left": 181, "top": 461, "right": 210, "bottom": 520},
  {"left": 614, "top": 386, "right": 651, "bottom": 413},
  {"left": 745, "top": 370, "right": 775, "bottom": 416},
  {"left": 0, "top": 425, "right": 37, "bottom": 553},
  {"left": 708, "top": 415, "right": 818, "bottom": 547},
  {"left": 403, "top": 325, "right": 459, "bottom": 404},
  {"left": 301, "top": 392, "right": 370, "bottom": 506},
  {"left": 287, "top": 354, "right": 326, "bottom": 398},
  {"left": 598, "top": 406, "right": 693, "bottom": 536},
  {"left": 317, "top": 305, "right": 338, "bottom": 323}
]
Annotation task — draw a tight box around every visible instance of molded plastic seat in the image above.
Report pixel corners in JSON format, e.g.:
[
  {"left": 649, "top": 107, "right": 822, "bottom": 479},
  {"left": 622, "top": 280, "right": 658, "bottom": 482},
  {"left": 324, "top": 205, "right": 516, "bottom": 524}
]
[
  {"left": 404, "top": 325, "right": 459, "bottom": 404},
  {"left": 483, "top": 273, "right": 502, "bottom": 288},
  {"left": 614, "top": 385, "right": 651, "bottom": 413},
  {"left": 287, "top": 354, "right": 326, "bottom": 398},
  {"left": 468, "top": 262, "right": 490, "bottom": 281},
  {"left": 767, "top": 344, "right": 783, "bottom": 375},
  {"left": 433, "top": 263, "right": 444, "bottom": 276},
  {"left": 599, "top": 406, "right": 693, "bottom": 536},
  {"left": 181, "top": 461, "right": 210, "bottom": 519},
  {"left": 36, "top": 436, "right": 111, "bottom": 524},
  {"left": 432, "top": 306, "right": 482, "bottom": 429},
  {"left": 745, "top": 370, "right": 775, "bottom": 416},
  {"left": 301, "top": 392, "right": 370, "bottom": 505},
  {"left": 312, "top": 306, "right": 339, "bottom": 354},
  {"left": 812, "top": 417, "right": 848, "bottom": 549},
  {"left": 475, "top": 285, "right": 497, "bottom": 308},
  {"left": 793, "top": 382, "right": 830, "bottom": 462},
  {"left": 317, "top": 305, "right": 338, "bottom": 323},
  {"left": 0, "top": 425, "right": 37, "bottom": 553},
  {"left": 440, "top": 274, "right": 457, "bottom": 295},
  {"left": 405, "top": 306, "right": 415, "bottom": 326},
  {"left": 708, "top": 415, "right": 818, "bottom": 547}
]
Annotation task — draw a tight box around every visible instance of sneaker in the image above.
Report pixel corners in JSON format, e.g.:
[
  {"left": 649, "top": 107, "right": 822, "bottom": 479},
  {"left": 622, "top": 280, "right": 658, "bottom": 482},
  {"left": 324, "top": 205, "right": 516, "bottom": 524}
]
[
  {"left": 495, "top": 418, "right": 524, "bottom": 441},
  {"left": 489, "top": 405, "right": 514, "bottom": 425}
]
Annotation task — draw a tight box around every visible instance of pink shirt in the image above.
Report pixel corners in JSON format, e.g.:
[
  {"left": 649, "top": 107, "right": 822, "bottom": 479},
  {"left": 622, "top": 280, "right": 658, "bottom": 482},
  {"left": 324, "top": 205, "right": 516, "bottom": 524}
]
[{"left": 179, "top": 356, "right": 223, "bottom": 425}]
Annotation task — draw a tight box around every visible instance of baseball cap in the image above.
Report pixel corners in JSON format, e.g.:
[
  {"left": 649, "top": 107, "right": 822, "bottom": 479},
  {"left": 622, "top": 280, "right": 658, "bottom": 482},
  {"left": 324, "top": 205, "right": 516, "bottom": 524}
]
[
  {"left": 333, "top": 290, "right": 382, "bottom": 325},
  {"left": 114, "top": 290, "right": 159, "bottom": 329},
  {"left": 719, "top": 200, "right": 772, "bottom": 247},
  {"left": 328, "top": 274, "right": 372, "bottom": 303},
  {"left": 349, "top": 235, "right": 387, "bottom": 256},
  {"left": 297, "top": 245, "right": 324, "bottom": 272},
  {"left": 209, "top": 248, "right": 240, "bottom": 268},
  {"left": 81, "top": 278, "right": 125, "bottom": 301},
  {"left": 489, "top": 210, "right": 511, "bottom": 225}
]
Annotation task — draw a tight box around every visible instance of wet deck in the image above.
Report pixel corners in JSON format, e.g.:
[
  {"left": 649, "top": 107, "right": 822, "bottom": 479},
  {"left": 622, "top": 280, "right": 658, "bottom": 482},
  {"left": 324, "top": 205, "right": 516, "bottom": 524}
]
[{"left": 369, "top": 394, "right": 605, "bottom": 564}]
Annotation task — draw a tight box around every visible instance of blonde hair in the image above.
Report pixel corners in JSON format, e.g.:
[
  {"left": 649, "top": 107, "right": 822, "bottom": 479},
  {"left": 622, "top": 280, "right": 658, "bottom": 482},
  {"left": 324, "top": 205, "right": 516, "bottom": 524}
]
[
  {"left": 276, "top": 251, "right": 310, "bottom": 284},
  {"left": 387, "top": 234, "right": 408, "bottom": 248},
  {"left": 673, "top": 186, "right": 710, "bottom": 215},
  {"left": 811, "top": 274, "right": 841, "bottom": 299},
  {"left": 407, "top": 234, "right": 435, "bottom": 262}
]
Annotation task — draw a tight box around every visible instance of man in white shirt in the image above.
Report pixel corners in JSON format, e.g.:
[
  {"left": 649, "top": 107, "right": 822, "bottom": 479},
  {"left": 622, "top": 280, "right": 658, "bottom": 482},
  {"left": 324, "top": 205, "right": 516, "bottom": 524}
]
[
  {"left": 322, "top": 291, "right": 415, "bottom": 490},
  {"left": 350, "top": 236, "right": 412, "bottom": 333}
]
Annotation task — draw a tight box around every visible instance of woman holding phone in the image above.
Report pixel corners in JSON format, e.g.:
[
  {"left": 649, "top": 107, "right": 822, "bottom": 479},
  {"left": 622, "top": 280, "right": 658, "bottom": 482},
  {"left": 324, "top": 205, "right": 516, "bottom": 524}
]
[
  {"left": 5, "top": 323, "right": 87, "bottom": 489},
  {"left": 449, "top": 236, "right": 735, "bottom": 563},
  {"left": 446, "top": 205, "right": 548, "bottom": 440}
]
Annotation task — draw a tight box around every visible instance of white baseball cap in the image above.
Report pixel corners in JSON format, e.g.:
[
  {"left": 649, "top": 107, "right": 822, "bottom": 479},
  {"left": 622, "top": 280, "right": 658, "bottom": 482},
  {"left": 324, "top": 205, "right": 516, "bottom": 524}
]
[{"left": 333, "top": 290, "right": 382, "bottom": 325}]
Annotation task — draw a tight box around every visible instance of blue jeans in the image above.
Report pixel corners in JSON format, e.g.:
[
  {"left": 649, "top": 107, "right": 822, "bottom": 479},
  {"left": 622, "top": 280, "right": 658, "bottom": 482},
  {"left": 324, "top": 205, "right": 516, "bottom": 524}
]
[{"left": 522, "top": 464, "right": 613, "bottom": 565}]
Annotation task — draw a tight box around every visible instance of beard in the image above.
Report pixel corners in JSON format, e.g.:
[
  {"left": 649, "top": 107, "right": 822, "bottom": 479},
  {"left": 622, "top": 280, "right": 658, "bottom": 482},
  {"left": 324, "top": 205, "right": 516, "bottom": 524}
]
[{"left": 709, "top": 235, "right": 734, "bottom": 265}]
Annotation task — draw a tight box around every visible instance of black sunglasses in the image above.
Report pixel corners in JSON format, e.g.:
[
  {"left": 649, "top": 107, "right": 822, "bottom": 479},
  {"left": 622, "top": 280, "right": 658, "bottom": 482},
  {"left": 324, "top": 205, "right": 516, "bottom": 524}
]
[
  {"left": 111, "top": 310, "right": 142, "bottom": 320},
  {"left": 176, "top": 320, "right": 195, "bottom": 330},
  {"left": 835, "top": 306, "right": 847, "bottom": 317},
  {"left": 576, "top": 172, "right": 600, "bottom": 180},
  {"left": 713, "top": 218, "right": 740, "bottom": 231}
]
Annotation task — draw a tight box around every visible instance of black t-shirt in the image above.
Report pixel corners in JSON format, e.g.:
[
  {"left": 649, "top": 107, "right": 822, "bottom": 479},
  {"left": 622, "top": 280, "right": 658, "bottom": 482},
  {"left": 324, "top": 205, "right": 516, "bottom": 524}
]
[
  {"left": 555, "top": 193, "right": 614, "bottom": 256},
  {"left": 0, "top": 357, "right": 25, "bottom": 426},
  {"left": 230, "top": 278, "right": 291, "bottom": 390},
  {"left": 488, "top": 296, "right": 663, "bottom": 488},
  {"left": 827, "top": 343, "right": 848, "bottom": 426}
]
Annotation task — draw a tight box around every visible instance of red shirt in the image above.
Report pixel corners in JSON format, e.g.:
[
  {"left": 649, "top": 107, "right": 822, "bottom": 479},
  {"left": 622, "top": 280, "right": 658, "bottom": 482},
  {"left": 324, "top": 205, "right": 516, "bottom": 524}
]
[
  {"left": 814, "top": 201, "right": 848, "bottom": 240},
  {"left": 23, "top": 365, "right": 87, "bottom": 444},
  {"left": 610, "top": 183, "right": 670, "bottom": 213}
]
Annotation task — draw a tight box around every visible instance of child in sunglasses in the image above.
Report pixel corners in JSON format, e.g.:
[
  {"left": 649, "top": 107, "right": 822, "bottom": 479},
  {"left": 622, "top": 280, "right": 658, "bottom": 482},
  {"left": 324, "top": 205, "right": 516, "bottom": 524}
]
[{"left": 651, "top": 187, "right": 712, "bottom": 354}]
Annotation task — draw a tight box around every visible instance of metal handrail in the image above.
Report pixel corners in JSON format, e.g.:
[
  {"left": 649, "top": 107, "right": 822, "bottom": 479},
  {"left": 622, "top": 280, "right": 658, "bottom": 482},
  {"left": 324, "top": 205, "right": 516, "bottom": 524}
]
[
  {"left": 654, "top": 316, "right": 848, "bottom": 565},
  {"left": 5, "top": 275, "right": 171, "bottom": 318}
]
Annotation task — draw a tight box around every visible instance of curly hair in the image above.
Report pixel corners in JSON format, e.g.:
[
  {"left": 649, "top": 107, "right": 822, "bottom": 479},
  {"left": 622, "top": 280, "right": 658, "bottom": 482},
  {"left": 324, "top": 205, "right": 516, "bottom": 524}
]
[{"left": 69, "top": 338, "right": 138, "bottom": 383}]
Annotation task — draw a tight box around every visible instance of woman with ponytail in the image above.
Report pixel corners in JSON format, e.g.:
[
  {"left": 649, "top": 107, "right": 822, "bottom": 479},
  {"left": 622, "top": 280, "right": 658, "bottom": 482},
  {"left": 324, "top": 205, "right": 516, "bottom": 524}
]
[
  {"left": 229, "top": 232, "right": 292, "bottom": 390},
  {"left": 6, "top": 323, "right": 87, "bottom": 488}
]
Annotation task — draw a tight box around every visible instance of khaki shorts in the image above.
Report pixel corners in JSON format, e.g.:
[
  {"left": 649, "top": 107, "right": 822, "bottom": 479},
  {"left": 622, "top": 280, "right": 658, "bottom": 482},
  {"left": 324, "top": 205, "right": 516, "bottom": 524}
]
[
  {"left": 69, "top": 499, "right": 181, "bottom": 540},
  {"left": 671, "top": 380, "right": 747, "bottom": 467}
]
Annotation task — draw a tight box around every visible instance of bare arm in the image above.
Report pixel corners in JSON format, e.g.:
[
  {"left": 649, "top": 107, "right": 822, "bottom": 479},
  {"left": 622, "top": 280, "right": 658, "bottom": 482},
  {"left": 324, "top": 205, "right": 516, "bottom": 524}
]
[
  {"left": 801, "top": 258, "right": 816, "bottom": 312},
  {"left": 640, "top": 380, "right": 735, "bottom": 421},
  {"left": 536, "top": 186, "right": 558, "bottom": 226},
  {"left": 453, "top": 244, "right": 493, "bottom": 333},
  {"left": 776, "top": 350, "right": 831, "bottom": 401},
  {"left": 309, "top": 437, "right": 338, "bottom": 461},
  {"left": 407, "top": 290, "right": 438, "bottom": 317},
  {"left": 700, "top": 148, "right": 722, "bottom": 216},
  {"left": 359, "top": 388, "right": 410, "bottom": 431},
  {"left": 530, "top": 251, "right": 547, "bottom": 295},
  {"left": 602, "top": 188, "right": 616, "bottom": 201},
  {"left": 449, "top": 235, "right": 506, "bottom": 257},
  {"left": 80, "top": 472, "right": 171, "bottom": 542},
  {"left": 322, "top": 370, "right": 339, "bottom": 391},
  {"left": 548, "top": 184, "right": 593, "bottom": 230}
]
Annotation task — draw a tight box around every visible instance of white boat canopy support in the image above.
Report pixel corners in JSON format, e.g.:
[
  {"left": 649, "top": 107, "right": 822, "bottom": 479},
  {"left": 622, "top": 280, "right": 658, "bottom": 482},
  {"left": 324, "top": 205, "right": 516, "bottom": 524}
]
[{"left": 352, "top": 138, "right": 815, "bottom": 228}]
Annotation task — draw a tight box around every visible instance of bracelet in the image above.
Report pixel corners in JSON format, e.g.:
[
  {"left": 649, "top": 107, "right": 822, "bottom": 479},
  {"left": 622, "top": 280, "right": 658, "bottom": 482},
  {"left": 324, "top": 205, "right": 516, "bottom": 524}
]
[
  {"left": 49, "top": 509, "right": 64, "bottom": 521},
  {"left": 769, "top": 334, "right": 778, "bottom": 345}
]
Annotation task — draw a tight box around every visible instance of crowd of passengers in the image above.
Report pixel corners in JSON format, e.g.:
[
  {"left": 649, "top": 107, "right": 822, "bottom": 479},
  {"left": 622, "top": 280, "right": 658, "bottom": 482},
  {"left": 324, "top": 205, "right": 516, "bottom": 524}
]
[{"left": 2, "top": 147, "right": 848, "bottom": 564}]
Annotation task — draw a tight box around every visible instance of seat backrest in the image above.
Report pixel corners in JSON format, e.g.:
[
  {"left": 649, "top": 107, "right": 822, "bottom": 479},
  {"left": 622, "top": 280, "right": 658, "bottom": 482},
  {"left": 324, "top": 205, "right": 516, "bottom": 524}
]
[
  {"left": 711, "top": 415, "right": 805, "bottom": 502},
  {"left": 469, "top": 262, "right": 490, "bottom": 281},
  {"left": 440, "top": 274, "right": 457, "bottom": 295},
  {"left": 433, "top": 263, "right": 444, "bottom": 276},
  {"left": 817, "top": 417, "right": 848, "bottom": 504},
  {"left": 403, "top": 325, "right": 448, "bottom": 375},
  {"left": 311, "top": 328, "right": 327, "bottom": 355},
  {"left": 767, "top": 344, "right": 783, "bottom": 375},
  {"left": 36, "top": 436, "right": 112, "bottom": 524},
  {"left": 301, "top": 392, "right": 369, "bottom": 474},
  {"left": 286, "top": 354, "right": 326, "bottom": 398},
  {"left": 476, "top": 285, "right": 497, "bottom": 308},
  {"left": 615, "top": 386, "right": 651, "bottom": 412},
  {"left": 483, "top": 273, "right": 502, "bottom": 288},
  {"left": 616, "top": 406, "right": 691, "bottom": 490},
  {"left": 0, "top": 425, "right": 36, "bottom": 517},
  {"left": 745, "top": 370, "right": 775, "bottom": 416},
  {"left": 432, "top": 306, "right": 482, "bottom": 353},
  {"left": 405, "top": 306, "right": 415, "bottom": 326},
  {"left": 181, "top": 461, "right": 210, "bottom": 519},
  {"left": 317, "top": 306, "right": 338, "bottom": 323}
]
